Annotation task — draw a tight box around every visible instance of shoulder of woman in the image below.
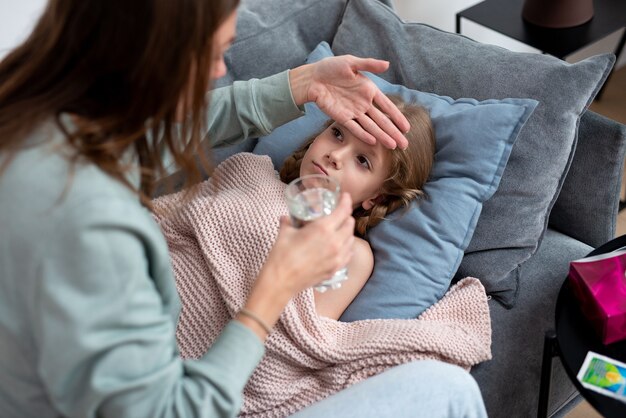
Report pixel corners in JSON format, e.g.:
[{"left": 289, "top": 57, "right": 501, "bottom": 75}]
[{"left": 1, "top": 136, "right": 156, "bottom": 252}]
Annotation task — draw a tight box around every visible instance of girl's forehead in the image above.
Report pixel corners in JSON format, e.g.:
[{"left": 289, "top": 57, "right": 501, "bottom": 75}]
[{"left": 330, "top": 122, "right": 390, "bottom": 166}]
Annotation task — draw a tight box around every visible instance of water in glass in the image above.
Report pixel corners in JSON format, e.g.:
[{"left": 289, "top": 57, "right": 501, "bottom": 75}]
[{"left": 285, "top": 175, "right": 349, "bottom": 292}]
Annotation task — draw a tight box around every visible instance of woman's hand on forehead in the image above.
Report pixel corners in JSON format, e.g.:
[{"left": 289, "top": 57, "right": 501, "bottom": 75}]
[
  {"left": 289, "top": 55, "right": 410, "bottom": 150},
  {"left": 342, "top": 91, "right": 409, "bottom": 150}
]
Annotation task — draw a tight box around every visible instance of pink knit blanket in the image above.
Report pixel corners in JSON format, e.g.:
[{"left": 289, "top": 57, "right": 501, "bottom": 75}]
[{"left": 153, "top": 153, "right": 492, "bottom": 418}]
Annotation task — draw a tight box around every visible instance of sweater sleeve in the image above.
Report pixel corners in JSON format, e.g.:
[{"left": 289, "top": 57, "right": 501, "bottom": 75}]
[
  {"left": 160, "top": 70, "right": 304, "bottom": 178},
  {"left": 205, "top": 70, "right": 305, "bottom": 148},
  {"left": 32, "top": 197, "right": 264, "bottom": 418}
]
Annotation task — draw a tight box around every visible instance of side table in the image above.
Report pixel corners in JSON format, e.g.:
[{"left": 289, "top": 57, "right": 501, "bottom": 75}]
[
  {"left": 538, "top": 235, "right": 626, "bottom": 418},
  {"left": 455, "top": 0, "right": 626, "bottom": 99}
]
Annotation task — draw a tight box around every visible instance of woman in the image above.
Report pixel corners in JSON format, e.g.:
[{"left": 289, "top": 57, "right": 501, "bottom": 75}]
[{"left": 0, "top": 1, "right": 487, "bottom": 417}]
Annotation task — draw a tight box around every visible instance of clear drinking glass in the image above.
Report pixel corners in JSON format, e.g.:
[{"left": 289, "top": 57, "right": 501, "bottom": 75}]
[{"left": 285, "top": 174, "right": 348, "bottom": 292}]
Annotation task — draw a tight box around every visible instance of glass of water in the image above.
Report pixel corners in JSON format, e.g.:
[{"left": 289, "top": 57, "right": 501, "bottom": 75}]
[{"left": 284, "top": 174, "right": 348, "bottom": 292}]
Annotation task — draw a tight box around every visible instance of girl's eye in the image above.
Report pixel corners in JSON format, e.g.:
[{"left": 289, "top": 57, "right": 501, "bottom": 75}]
[
  {"left": 332, "top": 127, "right": 343, "bottom": 141},
  {"left": 357, "top": 155, "right": 371, "bottom": 170}
]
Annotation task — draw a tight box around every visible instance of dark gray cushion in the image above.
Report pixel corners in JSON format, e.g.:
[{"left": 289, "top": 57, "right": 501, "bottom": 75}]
[
  {"left": 219, "top": 0, "right": 347, "bottom": 83},
  {"left": 332, "top": 0, "right": 614, "bottom": 307}
]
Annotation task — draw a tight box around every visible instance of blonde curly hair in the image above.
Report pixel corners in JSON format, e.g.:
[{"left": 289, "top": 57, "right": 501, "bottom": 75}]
[{"left": 280, "top": 95, "right": 435, "bottom": 236}]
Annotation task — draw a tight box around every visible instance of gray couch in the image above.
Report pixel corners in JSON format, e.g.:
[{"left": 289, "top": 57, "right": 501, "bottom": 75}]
[{"left": 211, "top": 0, "right": 626, "bottom": 416}]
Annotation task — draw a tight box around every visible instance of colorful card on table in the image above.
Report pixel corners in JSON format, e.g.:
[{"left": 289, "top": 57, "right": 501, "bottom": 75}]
[{"left": 577, "top": 351, "right": 626, "bottom": 403}]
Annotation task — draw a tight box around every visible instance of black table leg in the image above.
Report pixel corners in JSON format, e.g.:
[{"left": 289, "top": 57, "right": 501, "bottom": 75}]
[{"left": 538, "top": 330, "right": 558, "bottom": 418}]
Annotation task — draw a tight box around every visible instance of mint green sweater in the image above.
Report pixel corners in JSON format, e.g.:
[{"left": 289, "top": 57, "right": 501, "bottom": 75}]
[{"left": 0, "top": 72, "right": 303, "bottom": 418}]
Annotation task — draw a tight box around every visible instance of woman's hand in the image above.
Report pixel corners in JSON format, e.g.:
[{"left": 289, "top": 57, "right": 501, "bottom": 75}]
[
  {"left": 270, "top": 195, "right": 355, "bottom": 294},
  {"left": 238, "top": 193, "right": 355, "bottom": 339},
  {"left": 289, "top": 55, "right": 410, "bottom": 150}
]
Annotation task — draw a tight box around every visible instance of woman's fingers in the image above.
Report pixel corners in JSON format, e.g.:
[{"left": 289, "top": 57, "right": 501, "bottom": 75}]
[
  {"left": 368, "top": 104, "right": 409, "bottom": 149},
  {"left": 316, "top": 193, "right": 354, "bottom": 272},
  {"left": 318, "top": 192, "right": 353, "bottom": 230},
  {"left": 355, "top": 113, "right": 395, "bottom": 150},
  {"left": 335, "top": 221, "right": 355, "bottom": 269},
  {"left": 347, "top": 56, "right": 390, "bottom": 74},
  {"left": 345, "top": 57, "right": 411, "bottom": 148},
  {"left": 346, "top": 110, "right": 407, "bottom": 150},
  {"left": 373, "top": 89, "right": 411, "bottom": 132},
  {"left": 342, "top": 119, "right": 376, "bottom": 145},
  {"left": 261, "top": 194, "right": 355, "bottom": 295}
]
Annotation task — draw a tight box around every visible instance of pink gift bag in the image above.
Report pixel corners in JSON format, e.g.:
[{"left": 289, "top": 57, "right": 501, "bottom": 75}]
[{"left": 569, "top": 248, "right": 626, "bottom": 345}]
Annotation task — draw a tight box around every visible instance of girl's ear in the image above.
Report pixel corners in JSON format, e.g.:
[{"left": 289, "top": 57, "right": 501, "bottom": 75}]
[{"left": 361, "top": 194, "right": 384, "bottom": 210}]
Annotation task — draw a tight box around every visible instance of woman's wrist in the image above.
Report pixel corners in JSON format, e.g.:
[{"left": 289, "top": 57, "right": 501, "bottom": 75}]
[
  {"left": 237, "top": 267, "right": 294, "bottom": 340},
  {"left": 288, "top": 64, "right": 314, "bottom": 106},
  {"left": 235, "top": 311, "right": 272, "bottom": 340}
]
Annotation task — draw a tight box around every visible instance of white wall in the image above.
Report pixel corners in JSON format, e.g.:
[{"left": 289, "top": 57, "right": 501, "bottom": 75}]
[
  {"left": 392, "top": 0, "right": 626, "bottom": 69},
  {"left": 1, "top": 0, "right": 624, "bottom": 68},
  {"left": 0, "top": 0, "right": 46, "bottom": 60}
]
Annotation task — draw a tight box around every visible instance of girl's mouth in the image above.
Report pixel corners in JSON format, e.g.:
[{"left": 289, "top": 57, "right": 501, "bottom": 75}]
[{"left": 313, "top": 162, "right": 328, "bottom": 175}]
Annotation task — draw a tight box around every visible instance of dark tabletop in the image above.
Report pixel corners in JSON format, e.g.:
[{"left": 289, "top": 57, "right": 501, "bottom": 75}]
[{"left": 457, "top": 0, "right": 626, "bottom": 59}]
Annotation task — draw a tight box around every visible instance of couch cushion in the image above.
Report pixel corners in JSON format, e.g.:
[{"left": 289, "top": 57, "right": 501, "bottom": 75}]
[
  {"left": 216, "top": 0, "right": 347, "bottom": 85},
  {"left": 254, "top": 42, "right": 537, "bottom": 320},
  {"left": 332, "top": 0, "right": 614, "bottom": 307}
]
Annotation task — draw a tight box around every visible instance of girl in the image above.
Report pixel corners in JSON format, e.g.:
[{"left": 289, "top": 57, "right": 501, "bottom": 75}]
[{"left": 280, "top": 96, "right": 435, "bottom": 319}]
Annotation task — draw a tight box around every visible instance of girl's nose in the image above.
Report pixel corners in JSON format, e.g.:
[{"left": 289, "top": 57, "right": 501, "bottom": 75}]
[
  {"left": 326, "top": 139, "right": 354, "bottom": 169},
  {"left": 327, "top": 149, "right": 345, "bottom": 169}
]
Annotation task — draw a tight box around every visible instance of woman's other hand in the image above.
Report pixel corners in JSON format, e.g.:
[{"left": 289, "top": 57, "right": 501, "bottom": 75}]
[
  {"left": 266, "top": 191, "right": 354, "bottom": 296},
  {"left": 289, "top": 55, "right": 410, "bottom": 150},
  {"left": 239, "top": 193, "right": 354, "bottom": 339}
]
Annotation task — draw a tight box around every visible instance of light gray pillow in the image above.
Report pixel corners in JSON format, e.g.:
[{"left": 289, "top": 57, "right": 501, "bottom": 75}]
[{"left": 332, "top": 0, "right": 615, "bottom": 308}]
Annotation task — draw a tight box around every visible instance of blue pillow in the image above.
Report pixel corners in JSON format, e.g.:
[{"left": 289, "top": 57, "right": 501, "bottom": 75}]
[
  {"left": 253, "top": 102, "right": 329, "bottom": 169},
  {"left": 254, "top": 42, "right": 537, "bottom": 320}
]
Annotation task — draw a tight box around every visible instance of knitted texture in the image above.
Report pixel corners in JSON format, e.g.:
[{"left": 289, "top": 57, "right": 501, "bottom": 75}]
[{"left": 153, "top": 153, "right": 492, "bottom": 418}]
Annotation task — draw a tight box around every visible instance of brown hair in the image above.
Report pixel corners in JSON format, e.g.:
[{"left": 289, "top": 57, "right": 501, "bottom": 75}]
[
  {"left": 280, "top": 95, "right": 436, "bottom": 236},
  {"left": 0, "top": 0, "right": 239, "bottom": 206}
]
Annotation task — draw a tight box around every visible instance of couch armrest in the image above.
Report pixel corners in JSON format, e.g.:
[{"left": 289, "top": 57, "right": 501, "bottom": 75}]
[{"left": 549, "top": 110, "right": 626, "bottom": 247}]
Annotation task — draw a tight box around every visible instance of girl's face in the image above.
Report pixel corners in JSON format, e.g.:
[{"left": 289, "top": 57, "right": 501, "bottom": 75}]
[{"left": 300, "top": 122, "right": 391, "bottom": 210}]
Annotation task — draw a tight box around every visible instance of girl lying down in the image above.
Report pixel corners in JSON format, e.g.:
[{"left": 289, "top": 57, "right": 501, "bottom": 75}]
[
  {"left": 278, "top": 95, "right": 435, "bottom": 319},
  {"left": 152, "top": 96, "right": 491, "bottom": 417}
]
